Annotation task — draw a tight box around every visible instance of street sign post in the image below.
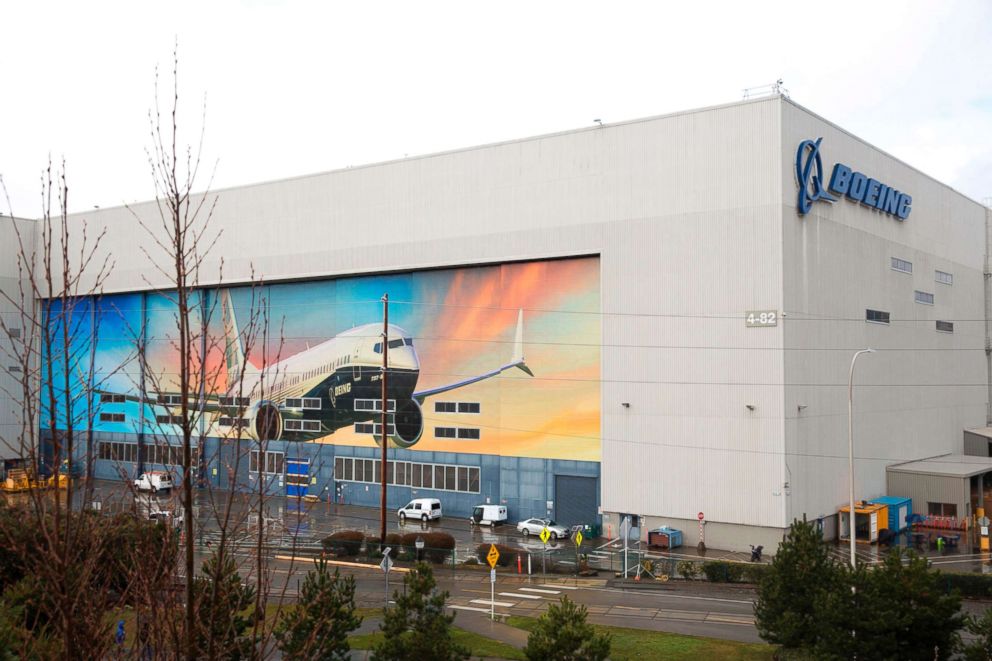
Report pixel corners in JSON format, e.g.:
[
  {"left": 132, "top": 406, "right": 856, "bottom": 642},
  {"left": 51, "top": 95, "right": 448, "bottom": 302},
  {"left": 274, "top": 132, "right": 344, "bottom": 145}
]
[
  {"left": 539, "top": 527, "right": 550, "bottom": 577},
  {"left": 486, "top": 545, "right": 500, "bottom": 620},
  {"left": 574, "top": 529, "right": 583, "bottom": 569},
  {"left": 380, "top": 547, "right": 393, "bottom": 607},
  {"left": 539, "top": 527, "right": 551, "bottom": 544}
]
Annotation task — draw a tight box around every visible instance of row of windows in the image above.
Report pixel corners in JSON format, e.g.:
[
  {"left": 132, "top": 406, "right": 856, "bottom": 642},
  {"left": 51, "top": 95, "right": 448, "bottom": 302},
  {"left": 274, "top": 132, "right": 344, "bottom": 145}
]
[
  {"left": 334, "top": 456, "right": 480, "bottom": 493},
  {"left": 285, "top": 397, "right": 321, "bottom": 410},
  {"left": 219, "top": 396, "right": 250, "bottom": 407},
  {"left": 98, "top": 441, "right": 191, "bottom": 466},
  {"left": 355, "top": 422, "right": 395, "bottom": 435},
  {"left": 890, "top": 257, "right": 954, "bottom": 285},
  {"left": 434, "top": 426, "right": 481, "bottom": 440},
  {"left": 434, "top": 401, "right": 480, "bottom": 414},
  {"left": 249, "top": 450, "right": 285, "bottom": 474},
  {"left": 284, "top": 419, "right": 321, "bottom": 432},
  {"left": 355, "top": 399, "right": 396, "bottom": 412},
  {"left": 866, "top": 309, "right": 954, "bottom": 332}
]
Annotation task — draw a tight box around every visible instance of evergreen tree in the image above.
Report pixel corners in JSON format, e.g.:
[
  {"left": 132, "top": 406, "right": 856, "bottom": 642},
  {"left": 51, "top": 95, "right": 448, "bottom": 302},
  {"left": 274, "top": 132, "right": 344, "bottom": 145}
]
[
  {"left": 193, "top": 552, "right": 256, "bottom": 660},
  {"left": 814, "top": 550, "right": 963, "bottom": 661},
  {"left": 754, "top": 517, "right": 837, "bottom": 650},
  {"left": 371, "top": 563, "right": 469, "bottom": 661},
  {"left": 962, "top": 608, "right": 992, "bottom": 661},
  {"left": 275, "top": 558, "right": 362, "bottom": 660},
  {"left": 523, "top": 596, "right": 611, "bottom": 661}
]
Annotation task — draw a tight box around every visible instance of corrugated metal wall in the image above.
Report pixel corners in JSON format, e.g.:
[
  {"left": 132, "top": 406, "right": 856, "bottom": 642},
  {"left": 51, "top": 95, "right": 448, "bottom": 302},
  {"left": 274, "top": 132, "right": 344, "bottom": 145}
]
[
  {"left": 0, "top": 216, "right": 35, "bottom": 462},
  {"left": 886, "top": 470, "right": 969, "bottom": 518}
]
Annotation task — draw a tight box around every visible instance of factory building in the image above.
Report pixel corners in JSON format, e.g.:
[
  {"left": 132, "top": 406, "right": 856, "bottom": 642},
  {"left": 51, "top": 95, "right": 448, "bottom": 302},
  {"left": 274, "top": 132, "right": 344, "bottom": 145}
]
[{"left": 2, "top": 95, "right": 990, "bottom": 552}]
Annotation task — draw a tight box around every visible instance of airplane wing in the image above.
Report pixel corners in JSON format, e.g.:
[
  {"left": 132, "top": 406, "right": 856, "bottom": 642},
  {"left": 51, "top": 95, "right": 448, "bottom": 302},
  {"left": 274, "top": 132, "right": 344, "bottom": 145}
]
[{"left": 413, "top": 308, "right": 533, "bottom": 402}]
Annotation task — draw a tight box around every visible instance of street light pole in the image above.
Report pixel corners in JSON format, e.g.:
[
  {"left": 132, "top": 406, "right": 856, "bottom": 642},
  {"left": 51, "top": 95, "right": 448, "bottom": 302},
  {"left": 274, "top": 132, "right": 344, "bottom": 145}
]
[{"left": 848, "top": 348, "right": 874, "bottom": 569}]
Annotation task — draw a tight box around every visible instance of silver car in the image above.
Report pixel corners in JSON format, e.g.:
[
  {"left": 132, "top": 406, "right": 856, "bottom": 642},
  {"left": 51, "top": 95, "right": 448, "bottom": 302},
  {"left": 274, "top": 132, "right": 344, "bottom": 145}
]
[{"left": 516, "top": 517, "right": 570, "bottom": 540}]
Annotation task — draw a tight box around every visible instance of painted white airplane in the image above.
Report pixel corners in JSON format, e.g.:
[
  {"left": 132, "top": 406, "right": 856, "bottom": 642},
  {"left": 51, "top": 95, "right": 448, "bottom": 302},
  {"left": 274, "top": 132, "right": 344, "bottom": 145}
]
[{"left": 120, "top": 289, "right": 532, "bottom": 448}]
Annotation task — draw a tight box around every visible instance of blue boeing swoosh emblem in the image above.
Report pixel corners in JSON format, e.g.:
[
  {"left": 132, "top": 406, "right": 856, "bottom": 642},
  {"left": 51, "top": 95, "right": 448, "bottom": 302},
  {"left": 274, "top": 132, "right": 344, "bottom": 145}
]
[{"left": 795, "top": 137, "right": 836, "bottom": 215}]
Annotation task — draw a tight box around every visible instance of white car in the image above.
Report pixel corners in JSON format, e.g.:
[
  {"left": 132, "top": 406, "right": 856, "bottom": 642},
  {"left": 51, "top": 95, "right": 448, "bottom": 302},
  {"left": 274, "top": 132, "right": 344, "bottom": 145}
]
[
  {"left": 516, "top": 517, "right": 570, "bottom": 540},
  {"left": 134, "top": 471, "right": 174, "bottom": 493}
]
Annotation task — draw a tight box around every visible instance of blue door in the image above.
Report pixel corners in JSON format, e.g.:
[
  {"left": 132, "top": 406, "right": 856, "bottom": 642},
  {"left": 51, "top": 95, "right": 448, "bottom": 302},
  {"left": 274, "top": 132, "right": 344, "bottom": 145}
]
[{"left": 287, "top": 459, "right": 309, "bottom": 497}]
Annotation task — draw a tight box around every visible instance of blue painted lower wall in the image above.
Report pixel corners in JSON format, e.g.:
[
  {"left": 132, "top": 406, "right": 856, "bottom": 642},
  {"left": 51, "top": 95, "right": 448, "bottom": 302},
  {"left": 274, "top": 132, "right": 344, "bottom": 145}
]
[{"left": 80, "top": 434, "right": 601, "bottom": 525}]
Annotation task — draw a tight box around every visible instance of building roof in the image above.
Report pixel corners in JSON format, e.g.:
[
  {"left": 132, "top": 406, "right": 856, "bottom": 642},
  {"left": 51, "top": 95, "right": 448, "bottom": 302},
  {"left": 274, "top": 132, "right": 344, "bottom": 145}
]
[{"left": 887, "top": 454, "right": 992, "bottom": 478}]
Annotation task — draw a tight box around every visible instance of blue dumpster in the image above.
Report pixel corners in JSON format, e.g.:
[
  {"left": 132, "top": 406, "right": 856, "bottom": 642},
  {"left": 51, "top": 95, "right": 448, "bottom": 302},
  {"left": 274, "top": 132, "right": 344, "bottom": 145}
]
[
  {"left": 869, "top": 496, "right": 912, "bottom": 532},
  {"left": 647, "top": 527, "right": 683, "bottom": 549}
]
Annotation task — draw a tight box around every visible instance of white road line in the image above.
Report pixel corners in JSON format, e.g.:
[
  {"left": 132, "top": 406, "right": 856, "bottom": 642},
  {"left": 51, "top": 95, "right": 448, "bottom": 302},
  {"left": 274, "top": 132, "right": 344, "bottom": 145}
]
[
  {"left": 470, "top": 599, "right": 515, "bottom": 608},
  {"left": 539, "top": 584, "right": 578, "bottom": 590},
  {"left": 499, "top": 592, "right": 542, "bottom": 600},
  {"left": 519, "top": 587, "right": 560, "bottom": 594},
  {"left": 449, "top": 605, "right": 499, "bottom": 614}
]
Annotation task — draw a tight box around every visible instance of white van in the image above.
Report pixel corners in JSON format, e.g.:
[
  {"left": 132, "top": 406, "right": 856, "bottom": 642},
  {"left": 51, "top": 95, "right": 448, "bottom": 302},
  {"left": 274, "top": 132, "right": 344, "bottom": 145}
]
[
  {"left": 397, "top": 498, "right": 442, "bottom": 522},
  {"left": 470, "top": 504, "right": 507, "bottom": 526},
  {"left": 134, "top": 471, "right": 174, "bottom": 493}
]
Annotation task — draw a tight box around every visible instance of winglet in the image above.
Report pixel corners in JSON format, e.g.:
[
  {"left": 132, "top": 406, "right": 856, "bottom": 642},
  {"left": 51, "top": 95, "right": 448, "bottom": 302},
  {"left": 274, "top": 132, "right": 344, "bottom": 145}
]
[{"left": 512, "top": 308, "right": 533, "bottom": 376}]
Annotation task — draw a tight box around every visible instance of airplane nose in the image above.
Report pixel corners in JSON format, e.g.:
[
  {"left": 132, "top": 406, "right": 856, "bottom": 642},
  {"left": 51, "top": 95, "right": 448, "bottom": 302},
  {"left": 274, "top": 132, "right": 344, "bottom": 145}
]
[{"left": 389, "top": 347, "right": 419, "bottom": 371}]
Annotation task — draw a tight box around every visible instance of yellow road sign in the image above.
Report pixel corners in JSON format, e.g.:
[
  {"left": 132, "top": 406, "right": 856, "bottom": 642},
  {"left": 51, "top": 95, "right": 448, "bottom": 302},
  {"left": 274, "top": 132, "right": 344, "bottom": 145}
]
[
  {"left": 574, "top": 530, "right": 583, "bottom": 547},
  {"left": 487, "top": 543, "right": 500, "bottom": 568},
  {"left": 539, "top": 527, "right": 551, "bottom": 544}
]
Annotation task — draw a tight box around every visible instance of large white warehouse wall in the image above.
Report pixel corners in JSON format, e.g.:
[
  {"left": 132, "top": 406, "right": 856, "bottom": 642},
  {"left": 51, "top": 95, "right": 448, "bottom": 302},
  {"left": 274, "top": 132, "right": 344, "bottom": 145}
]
[{"left": 780, "top": 100, "right": 988, "bottom": 528}]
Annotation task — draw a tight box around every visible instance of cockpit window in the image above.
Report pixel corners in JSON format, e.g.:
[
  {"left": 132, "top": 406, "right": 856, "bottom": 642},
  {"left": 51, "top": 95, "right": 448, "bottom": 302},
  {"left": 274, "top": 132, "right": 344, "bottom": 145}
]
[
  {"left": 373, "top": 342, "right": 382, "bottom": 354},
  {"left": 388, "top": 338, "right": 405, "bottom": 349},
  {"left": 404, "top": 338, "right": 414, "bottom": 346}
]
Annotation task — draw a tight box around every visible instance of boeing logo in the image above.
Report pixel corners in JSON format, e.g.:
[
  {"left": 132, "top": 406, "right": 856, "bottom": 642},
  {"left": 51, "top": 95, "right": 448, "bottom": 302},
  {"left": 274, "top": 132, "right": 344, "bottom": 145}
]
[{"left": 795, "top": 138, "right": 912, "bottom": 221}]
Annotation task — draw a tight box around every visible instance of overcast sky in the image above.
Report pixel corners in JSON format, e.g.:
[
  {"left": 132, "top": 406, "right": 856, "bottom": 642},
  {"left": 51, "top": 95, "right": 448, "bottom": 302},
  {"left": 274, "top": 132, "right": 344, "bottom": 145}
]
[{"left": 3, "top": 0, "right": 990, "bottom": 215}]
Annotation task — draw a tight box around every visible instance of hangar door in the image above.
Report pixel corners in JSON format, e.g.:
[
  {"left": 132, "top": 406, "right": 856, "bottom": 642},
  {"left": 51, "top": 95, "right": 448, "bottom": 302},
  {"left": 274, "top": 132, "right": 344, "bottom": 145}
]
[{"left": 554, "top": 475, "right": 597, "bottom": 527}]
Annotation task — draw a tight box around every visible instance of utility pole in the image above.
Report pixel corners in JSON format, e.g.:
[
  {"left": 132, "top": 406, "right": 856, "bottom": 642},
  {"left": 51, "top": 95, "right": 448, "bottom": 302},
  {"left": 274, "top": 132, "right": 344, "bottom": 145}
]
[{"left": 380, "top": 293, "right": 389, "bottom": 543}]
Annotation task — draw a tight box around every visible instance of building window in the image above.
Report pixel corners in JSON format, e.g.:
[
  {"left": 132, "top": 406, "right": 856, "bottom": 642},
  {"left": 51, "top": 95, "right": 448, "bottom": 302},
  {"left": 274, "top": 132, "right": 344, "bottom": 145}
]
[
  {"left": 914, "top": 290, "right": 934, "bottom": 305},
  {"left": 7, "top": 328, "right": 20, "bottom": 339},
  {"left": 936, "top": 320, "right": 954, "bottom": 333},
  {"left": 219, "top": 396, "right": 249, "bottom": 407},
  {"left": 866, "top": 309, "right": 890, "bottom": 324},
  {"left": 285, "top": 398, "right": 302, "bottom": 409},
  {"left": 157, "top": 394, "right": 183, "bottom": 406},
  {"left": 8, "top": 366, "right": 21, "bottom": 373},
  {"left": 100, "top": 393, "right": 125, "bottom": 403},
  {"left": 927, "top": 502, "right": 957, "bottom": 518},
  {"left": 435, "top": 427, "right": 457, "bottom": 439},
  {"left": 354, "top": 422, "right": 395, "bottom": 435},
  {"left": 891, "top": 257, "right": 912, "bottom": 274},
  {"left": 334, "top": 457, "right": 481, "bottom": 493},
  {"left": 250, "top": 450, "right": 284, "bottom": 475},
  {"left": 457, "top": 428, "right": 481, "bottom": 440},
  {"left": 935, "top": 270, "right": 953, "bottom": 285},
  {"left": 302, "top": 398, "right": 321, "bottom": 409},
  {"left": 99, "top": 413, "right": 125, "bottom": 423},
  {"left": 156, "top": 414, "right": 184, "bottom": 425},
  {"left": 435, "top": 401, "right": 481, "bottom": 414},
  {"left": 285, "top": 419, "right": 321, "bottom": 432},
  {"left": 355, "top": 399, "right": 395, "bottom": 412}
]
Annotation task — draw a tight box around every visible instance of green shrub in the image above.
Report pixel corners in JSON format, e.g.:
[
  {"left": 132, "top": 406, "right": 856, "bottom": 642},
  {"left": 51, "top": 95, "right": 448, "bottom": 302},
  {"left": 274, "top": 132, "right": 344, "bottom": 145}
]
[
  {"left": 676, "top": 560, "right": 700, "bottom": 580},
  {"left": 365, "top": 532, "right": 402, "bottom": 559},
  {"left": 742, "top": 563, "right": 771, "bottom": 584},
  {"left": 702, "top": 560, "right": 745, "bottom": 583},
  {"left": 941, "top": 572, "right": 992, "bottom": 598},
  {"left": 321, "top": 530, "right": 365, "bottom": 556},
  {"left": 475, "top": 543, "right": 517, "bottom": 567}
]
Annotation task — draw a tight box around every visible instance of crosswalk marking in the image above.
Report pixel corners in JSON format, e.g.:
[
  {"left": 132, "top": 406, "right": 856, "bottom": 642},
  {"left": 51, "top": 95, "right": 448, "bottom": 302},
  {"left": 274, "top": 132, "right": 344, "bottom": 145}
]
[
  {"left": 519, "top": 587, "right": 560, "bottom": 594},
  {"left": 538, "top": 584, "right": 577, "bottom": 590},
  {"left": 499, "top": 592, "right": 542, "bottom": 600},
  {"left": 449, "top": 605, "right": 498, "bottom": 614},
  {"left": 470, "top": 599, "right": 515, "bottom": 608}
]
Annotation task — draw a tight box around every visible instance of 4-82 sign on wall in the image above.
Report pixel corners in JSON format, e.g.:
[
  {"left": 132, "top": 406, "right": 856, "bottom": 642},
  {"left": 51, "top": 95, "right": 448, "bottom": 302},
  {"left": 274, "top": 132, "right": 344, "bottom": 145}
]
[{"left": 745, "top": 310, "right": 778, "bottom": 327}]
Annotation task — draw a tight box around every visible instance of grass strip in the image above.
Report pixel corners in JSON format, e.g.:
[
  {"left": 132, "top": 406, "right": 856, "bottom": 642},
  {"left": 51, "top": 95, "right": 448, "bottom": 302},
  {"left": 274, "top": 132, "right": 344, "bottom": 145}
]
[{"left": 505, "top": 615, "right": 774, "bottom": 661}]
